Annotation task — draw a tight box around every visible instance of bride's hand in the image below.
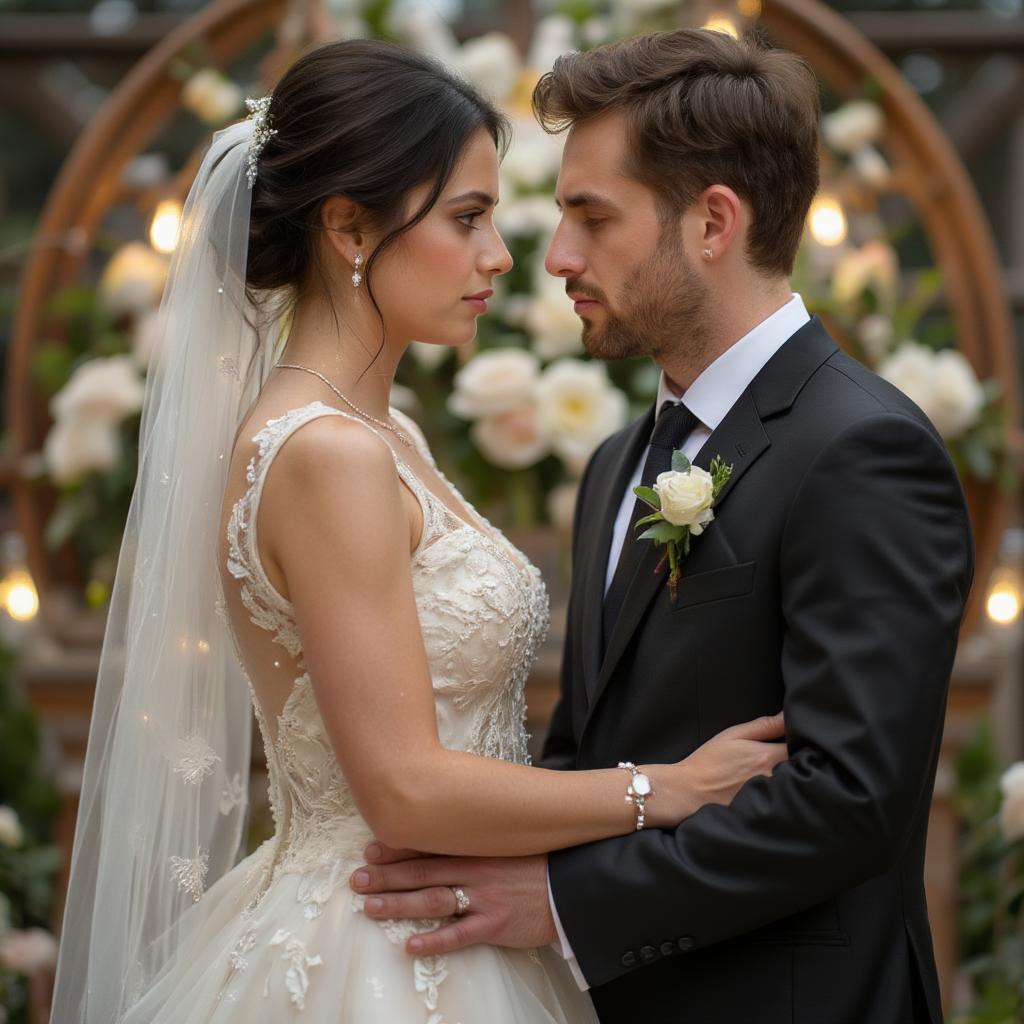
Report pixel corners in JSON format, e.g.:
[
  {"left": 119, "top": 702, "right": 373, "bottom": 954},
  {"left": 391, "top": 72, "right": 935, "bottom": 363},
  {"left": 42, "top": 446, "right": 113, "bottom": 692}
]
[{"left": 642, "top": 712, "right": 787, "bottom": 828}]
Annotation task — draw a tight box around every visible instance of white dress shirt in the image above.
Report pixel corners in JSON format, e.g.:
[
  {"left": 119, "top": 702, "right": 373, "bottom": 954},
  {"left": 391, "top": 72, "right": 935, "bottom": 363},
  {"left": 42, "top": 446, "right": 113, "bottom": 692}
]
[{"left": 548, "top": 293, "right": 811, "bottom": 990}]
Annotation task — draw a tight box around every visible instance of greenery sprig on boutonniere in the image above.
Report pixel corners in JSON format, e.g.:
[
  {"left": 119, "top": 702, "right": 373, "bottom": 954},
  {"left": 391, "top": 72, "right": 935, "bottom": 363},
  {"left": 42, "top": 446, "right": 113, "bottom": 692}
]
[{"left": 633, "top": 451, "right": 734, "bottom": 601}]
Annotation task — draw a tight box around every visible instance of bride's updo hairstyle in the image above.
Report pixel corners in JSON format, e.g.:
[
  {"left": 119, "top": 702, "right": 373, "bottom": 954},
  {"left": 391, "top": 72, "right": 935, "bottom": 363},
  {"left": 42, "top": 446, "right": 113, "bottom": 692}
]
[{"left": 247, "top": 39, "right": 509, "bottom": 321}]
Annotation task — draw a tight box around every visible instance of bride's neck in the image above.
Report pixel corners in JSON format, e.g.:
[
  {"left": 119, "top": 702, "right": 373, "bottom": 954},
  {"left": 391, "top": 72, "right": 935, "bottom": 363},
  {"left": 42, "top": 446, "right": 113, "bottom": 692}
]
[{"left": 279, "top": 293, "right": 403, "bottom": 420}]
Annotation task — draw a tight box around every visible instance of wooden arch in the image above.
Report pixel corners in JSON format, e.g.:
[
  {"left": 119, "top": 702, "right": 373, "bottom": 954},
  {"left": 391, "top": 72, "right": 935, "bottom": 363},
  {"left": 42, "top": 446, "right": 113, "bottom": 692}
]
[{"left": 9, "top": 0, "right": 1018, "bottom": 632}]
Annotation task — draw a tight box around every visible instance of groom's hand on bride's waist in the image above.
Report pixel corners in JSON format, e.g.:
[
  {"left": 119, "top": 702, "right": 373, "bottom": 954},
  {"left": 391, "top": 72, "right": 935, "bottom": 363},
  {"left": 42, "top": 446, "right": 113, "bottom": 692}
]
[{"left": 350, "top": 844, "right": 556, "bottom": 956}]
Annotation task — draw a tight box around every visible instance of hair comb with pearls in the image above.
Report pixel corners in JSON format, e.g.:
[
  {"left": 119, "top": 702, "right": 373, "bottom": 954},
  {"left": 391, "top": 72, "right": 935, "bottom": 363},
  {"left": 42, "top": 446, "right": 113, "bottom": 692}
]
[{"left": 244, "top": 95, "right": 277, "bottom": 188}]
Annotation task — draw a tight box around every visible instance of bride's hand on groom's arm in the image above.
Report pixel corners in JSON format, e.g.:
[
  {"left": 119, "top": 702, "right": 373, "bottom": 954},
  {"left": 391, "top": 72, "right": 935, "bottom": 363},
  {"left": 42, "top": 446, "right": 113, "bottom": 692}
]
[
  {"left": 351, "top": 847, "right": 557, "bottom": 956},
  {"left": 646, "top": 711, "right": 788, "bottom": 827}
]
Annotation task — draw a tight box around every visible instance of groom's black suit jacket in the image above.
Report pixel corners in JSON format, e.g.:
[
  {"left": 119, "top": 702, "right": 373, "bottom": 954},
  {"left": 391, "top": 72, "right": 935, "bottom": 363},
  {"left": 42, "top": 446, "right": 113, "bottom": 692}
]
[{"left": 542, "top": 319, "right": 973, "bottom": 1024}]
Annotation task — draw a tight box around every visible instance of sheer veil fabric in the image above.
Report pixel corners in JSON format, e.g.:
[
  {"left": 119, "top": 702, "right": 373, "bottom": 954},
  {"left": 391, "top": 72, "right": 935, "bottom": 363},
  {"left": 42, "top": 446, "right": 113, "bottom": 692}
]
[{"left": 51, "top": 119, "right": 277, "bottom": 1023}]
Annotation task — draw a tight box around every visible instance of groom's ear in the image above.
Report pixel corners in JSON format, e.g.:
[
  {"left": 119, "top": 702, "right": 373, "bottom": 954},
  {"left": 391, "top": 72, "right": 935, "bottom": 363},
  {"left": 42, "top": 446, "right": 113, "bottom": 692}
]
[{"left": 694, "top": 184, "right": 744, "bottom": 260}]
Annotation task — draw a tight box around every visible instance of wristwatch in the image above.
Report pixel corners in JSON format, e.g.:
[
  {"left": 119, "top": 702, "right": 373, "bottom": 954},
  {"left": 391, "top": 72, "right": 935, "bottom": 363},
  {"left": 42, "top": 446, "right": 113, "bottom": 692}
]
[{"left": 618, "top": 761, "right": 654, "bottom": 830}]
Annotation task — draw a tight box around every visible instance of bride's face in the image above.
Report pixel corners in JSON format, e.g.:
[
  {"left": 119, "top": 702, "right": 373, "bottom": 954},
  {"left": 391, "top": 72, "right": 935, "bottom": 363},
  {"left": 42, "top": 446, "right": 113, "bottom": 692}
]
[{"left": 370, "top": 128, "right": 512, "bottom": 349}]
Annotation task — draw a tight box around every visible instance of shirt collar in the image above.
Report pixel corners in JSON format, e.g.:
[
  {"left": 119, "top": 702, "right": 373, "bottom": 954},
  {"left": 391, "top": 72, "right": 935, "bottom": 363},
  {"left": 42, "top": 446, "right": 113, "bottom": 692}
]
[{"left": 656, "top": 293, "right": 810, "bottom": 430}]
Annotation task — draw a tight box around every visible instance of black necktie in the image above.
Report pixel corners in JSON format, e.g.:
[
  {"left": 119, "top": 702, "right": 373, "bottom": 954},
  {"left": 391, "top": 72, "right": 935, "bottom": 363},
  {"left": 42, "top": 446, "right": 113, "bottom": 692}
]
[{"left": 602, "top": 401, "right": 699, "bottom": 645}]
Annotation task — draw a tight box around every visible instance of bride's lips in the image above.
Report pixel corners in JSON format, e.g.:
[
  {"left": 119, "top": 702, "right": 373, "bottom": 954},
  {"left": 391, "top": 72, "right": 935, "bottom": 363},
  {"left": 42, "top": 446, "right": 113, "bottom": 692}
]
[{"left": 463, "top": 289, "right": 493, "bottom": 314}]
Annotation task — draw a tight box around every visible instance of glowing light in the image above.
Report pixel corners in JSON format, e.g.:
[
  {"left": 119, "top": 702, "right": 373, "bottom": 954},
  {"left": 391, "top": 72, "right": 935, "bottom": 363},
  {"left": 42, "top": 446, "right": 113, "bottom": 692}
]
[
  {"left": 808, "top": 195, "right": 848, "bottom": 247},
  {"left": 703, "top": 14, "right": 740, "bottom": 37},
  {"left": 150, "top": 199, "right": 182, "bottom": 254},
  {"left": 0, "top": 570, "right": 38, "bottom": 622},
  {"left": 987, "top": 582, "right": 1021, "bottom": 625},
  {"left": 197, "top": 640, "right": 210, "bottom": 653}
]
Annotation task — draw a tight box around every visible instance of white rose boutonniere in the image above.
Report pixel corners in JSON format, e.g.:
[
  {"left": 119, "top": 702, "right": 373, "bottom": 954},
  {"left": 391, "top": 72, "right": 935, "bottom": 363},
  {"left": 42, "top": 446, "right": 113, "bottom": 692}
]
[{"left": 633, "top": 450, "right": 733, "bottom": 601}]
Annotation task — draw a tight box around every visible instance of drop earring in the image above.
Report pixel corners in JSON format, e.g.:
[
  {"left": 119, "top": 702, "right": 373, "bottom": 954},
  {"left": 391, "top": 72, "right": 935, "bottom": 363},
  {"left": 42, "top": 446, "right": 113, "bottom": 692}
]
[
  {"left": 702, "top": 248, "right": 714, "bottom": 260},
  {"left": 352, "top": 253, "right": 363, "bottom": 288}
]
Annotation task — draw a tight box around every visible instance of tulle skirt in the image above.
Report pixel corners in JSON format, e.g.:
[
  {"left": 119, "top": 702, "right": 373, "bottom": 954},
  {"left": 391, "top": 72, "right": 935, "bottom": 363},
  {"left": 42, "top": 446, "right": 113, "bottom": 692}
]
[{"left": 120, "top": 842, "right": 598, "bottom": 1024}]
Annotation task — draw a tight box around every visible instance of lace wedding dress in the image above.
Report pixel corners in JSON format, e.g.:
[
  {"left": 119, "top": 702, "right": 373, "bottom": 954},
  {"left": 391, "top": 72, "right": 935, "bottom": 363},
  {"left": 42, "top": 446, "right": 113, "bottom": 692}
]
[{"left": 120, "top": 401, "right": 597, "bottom": 1024}]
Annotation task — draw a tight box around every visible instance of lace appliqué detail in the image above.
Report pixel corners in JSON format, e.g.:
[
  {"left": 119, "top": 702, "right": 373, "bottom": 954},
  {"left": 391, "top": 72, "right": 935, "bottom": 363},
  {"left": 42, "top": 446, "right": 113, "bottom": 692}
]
[
  {"left": 220, "top": 772, "right": 246, "bottom": 815},
  {"left": 170, "top": 734, "right": 222, "bottom": 785},
  {"left": 266, "top": 929, "right": 323, "bottom": 1011},
  {"left": 169, "top": 848, "right": 208, "bottom": 901}
]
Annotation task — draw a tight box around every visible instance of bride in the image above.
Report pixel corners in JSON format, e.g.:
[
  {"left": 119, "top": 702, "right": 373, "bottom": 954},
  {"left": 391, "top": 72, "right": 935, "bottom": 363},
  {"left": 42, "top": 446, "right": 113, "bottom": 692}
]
[{"left": 51, "top": 39, "right": 787, "bottom": 1023}]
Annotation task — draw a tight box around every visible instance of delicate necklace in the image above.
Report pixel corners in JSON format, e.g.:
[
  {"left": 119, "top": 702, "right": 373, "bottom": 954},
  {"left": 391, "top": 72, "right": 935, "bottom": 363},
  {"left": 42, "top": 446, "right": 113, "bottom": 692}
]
[{"left": 276, "top": 363, "right": 414, "bottom": 448}]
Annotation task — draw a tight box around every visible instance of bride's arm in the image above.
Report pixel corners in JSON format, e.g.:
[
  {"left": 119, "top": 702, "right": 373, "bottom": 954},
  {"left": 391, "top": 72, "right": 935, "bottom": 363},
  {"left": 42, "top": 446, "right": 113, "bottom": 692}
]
[{"left": 262, "top": 416, "right": 785, "bottom": 858}]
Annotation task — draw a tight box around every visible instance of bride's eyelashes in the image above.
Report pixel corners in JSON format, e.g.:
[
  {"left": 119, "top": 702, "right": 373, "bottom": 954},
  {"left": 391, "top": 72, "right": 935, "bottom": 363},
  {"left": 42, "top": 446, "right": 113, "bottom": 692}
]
[{"left": 456, "top": 209, "right": 485, "bottom": 230}]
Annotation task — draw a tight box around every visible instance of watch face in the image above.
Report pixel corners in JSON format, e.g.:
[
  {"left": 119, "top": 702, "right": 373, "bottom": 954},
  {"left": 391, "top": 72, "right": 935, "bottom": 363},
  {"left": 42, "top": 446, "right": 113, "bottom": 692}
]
[{"left": 632, "top": 773, "right": 652, "bottom": 796}]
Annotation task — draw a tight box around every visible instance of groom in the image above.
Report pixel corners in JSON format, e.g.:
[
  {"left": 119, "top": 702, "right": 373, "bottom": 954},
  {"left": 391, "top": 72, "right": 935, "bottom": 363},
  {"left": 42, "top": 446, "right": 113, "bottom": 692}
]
[{"left": 352, "top": 28, "right": 973, "bottom": 1023}]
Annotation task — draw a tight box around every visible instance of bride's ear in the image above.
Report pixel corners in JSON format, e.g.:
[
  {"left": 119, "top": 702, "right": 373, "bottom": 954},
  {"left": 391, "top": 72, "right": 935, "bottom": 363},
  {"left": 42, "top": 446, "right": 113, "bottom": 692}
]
[{"left": 321, "top": 195, "right": 366, "bottom": 268}]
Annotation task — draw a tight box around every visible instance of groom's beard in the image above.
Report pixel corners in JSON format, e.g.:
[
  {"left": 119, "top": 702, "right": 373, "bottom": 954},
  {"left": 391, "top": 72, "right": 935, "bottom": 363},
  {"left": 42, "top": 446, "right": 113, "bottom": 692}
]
[{"left": 576, "top": 237, "right": 712, "bottom": 367}]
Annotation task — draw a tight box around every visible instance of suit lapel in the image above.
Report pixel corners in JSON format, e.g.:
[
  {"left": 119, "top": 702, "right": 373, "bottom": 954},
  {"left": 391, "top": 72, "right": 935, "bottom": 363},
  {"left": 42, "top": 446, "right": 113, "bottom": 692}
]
[
  {"left": 579, "top": 406, "right": 656, "bottom": 703},
  {"left": 582, "top": 317, "right": 838, "bottom": 724}
]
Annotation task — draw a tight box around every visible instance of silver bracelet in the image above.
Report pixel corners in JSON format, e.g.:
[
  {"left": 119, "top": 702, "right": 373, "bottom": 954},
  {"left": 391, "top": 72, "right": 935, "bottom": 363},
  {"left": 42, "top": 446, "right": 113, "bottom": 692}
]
[{"left": 618, "top": 762, "right": 654, "bottom": 831}]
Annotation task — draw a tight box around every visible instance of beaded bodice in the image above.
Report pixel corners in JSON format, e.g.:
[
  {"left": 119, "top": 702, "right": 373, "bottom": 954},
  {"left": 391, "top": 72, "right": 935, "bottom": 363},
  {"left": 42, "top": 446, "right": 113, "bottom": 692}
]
[{"left": 223, "top": 402, "right": 549, "bottom": 914}]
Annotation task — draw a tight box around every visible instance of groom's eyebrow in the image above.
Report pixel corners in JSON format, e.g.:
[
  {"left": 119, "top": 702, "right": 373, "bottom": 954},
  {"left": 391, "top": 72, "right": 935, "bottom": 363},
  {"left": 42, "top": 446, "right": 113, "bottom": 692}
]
[
  {"left": 447, "top": 191, "right": 497, "bottom": 206},
  {"left": 556, "top": 191, "right": 617, "bottom": 211}
]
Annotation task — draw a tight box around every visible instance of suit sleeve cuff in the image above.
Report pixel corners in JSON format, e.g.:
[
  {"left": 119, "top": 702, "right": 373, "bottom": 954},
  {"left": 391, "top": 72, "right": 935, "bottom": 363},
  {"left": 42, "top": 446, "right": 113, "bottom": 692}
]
[{"left": 548, "top": 865, "right": 590, "bottom": 991}]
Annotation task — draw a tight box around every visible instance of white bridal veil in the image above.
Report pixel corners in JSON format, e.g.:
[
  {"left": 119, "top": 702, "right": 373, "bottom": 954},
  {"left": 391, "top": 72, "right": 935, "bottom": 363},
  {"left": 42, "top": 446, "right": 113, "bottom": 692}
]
[{"left": 51, "top": 117, "right": 280, "bottom": 1022}]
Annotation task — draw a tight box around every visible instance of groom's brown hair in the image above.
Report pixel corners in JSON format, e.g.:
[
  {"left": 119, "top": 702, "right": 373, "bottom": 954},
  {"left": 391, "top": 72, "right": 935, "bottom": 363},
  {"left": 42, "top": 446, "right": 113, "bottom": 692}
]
[{"left": 532, "top": 28, "right": 820, "bottom": 277}]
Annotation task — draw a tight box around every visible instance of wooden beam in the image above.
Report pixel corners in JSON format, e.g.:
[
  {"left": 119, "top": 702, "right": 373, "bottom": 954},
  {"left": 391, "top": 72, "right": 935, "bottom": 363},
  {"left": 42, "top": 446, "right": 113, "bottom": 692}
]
[
  {"left": 0, "top": 13, "right": 186, "bottom": 56},
  {"left": 846, "top": 11, "right": 1024, "bottom": 53}
]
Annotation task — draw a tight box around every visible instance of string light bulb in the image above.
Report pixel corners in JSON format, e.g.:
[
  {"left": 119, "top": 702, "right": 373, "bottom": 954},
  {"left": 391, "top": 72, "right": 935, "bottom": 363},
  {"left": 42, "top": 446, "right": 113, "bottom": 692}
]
[
  {"left": 149, "top": 198, "right": 182, "bottom": 255},
  {"left": 703, "top": 13, "right": 740, "bottom": 37},
  {"left": 808, "top": 194, "right": 848, "bottom": 247},
  {"left": 0, "top": 570, "right": 38, "bottom": 622}
]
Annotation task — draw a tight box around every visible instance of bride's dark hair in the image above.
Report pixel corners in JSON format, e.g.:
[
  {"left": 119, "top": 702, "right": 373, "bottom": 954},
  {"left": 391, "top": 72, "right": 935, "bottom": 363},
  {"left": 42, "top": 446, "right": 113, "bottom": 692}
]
[{"left": 247, "top": 39, "right": 509, "bottom": 319}]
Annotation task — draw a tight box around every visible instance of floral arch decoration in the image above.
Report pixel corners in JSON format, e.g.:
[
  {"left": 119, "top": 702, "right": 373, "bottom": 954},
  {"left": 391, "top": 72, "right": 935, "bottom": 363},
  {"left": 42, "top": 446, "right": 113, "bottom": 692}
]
[{"left": 7, "top": 0, "right": 1018, "bottom": 635}]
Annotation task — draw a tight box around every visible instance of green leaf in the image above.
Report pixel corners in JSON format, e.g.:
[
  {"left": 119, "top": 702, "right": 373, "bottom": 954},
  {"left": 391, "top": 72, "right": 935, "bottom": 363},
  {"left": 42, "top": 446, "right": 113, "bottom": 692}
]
[
  {"left": 634, "top": 512, "right": 663, "bottom": 529},
  {"left": 639, "top": 521, "right": 686, "bottom": 544},
  {"left": 632, "top": 485, "right": 661, "bottom": 510},
  {"left": 671, "top": 450, "right": 691, "bottom": 473}
]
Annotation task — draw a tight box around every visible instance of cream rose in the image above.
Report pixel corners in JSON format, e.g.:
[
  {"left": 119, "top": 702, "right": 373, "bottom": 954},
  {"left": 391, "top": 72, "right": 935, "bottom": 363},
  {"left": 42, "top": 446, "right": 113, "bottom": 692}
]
[
  {"left": 181, "top": 69, "right": 243, "bottom": 126},
  {"left": 998, "top": 762, "right": 1024, "bottom": 842},
  {"left": 536, "top": 359, "right": 628, "bottom": 473},
  {"left": 0, "top": 805, "right": 23, "bottom": 848},
  {"left": 654, "top": 466, "right": 716, "bottom": 533},
  {"left": 525, "top": 272, "right": 584, "bottom": 360},
  {"left": 99, "top": 243, "right": 168, "bottom": 318},
  {"left": 879, "top": 341, "right": 985, "bottom": 439},
  {"left": 449, "top": 349, "right": 540, "bottom": 420},
  {"left": 822, "top": 100, "right": 884, "bottom": 154},
  {"left": 457, "top": 32, "right": 522, "bottom": 104},
  {"left": 44, "top": 417, "right": 122, "bottom": 486},
  {"left": 471, "top": 404, "right": 551, "bottom": 470},
  {"left": 51, "top": 355, "right": 146, "bottom": 425},
  {"left": 0, "top": 928, "right": 59, "bottom": 975}
]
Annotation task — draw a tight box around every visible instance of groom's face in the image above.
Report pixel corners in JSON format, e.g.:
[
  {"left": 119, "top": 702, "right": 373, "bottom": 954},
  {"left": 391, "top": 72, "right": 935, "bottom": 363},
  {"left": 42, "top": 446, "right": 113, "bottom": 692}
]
[{"left": 546, "top": 111, "right": 711, "bottom": 364}]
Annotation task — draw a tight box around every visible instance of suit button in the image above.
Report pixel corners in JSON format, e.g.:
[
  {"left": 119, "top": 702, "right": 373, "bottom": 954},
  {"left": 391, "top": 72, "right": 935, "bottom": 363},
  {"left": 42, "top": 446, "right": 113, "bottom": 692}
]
[
  {"left": 660, "top": 941, "right": 676, "bottom": 957},
  {"left": 621, "top": 950, "right": 637, "bottom": 968},
  {"left": 677, "top": 936, "right": 696, "bottom": 951},
  {"left": 640, "top": 945, "right": 657, "bottom": 962}
]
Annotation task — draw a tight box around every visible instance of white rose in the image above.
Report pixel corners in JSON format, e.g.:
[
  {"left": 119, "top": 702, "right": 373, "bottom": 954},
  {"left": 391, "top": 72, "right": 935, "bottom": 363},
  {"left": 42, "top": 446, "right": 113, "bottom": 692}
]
[
  {"left": 831, "top": 241, "right": 897, "bottom": 306},
  {"left": 852, "top": 145, "right": 891, "bottom": 188},
  {"left": 99, "top": 243, "right": 168, "bottom": 318},
  {"left": 132, "top": 309, "right": 162, "bottom": 369},
  {"left": 536, "top": 360, "right": 628, "bottom": 473},
  {"left": 457, "top": 33, "right": 522, "bottom": 104},
  {"left": 822, "top": 100, "right": 884, "bottom": 154},
  {"left": 999, "top": 762, "right": 1024, "bottom": 842},
  {"left": 390, "top": 5, "right": 460, "bottom": 64},
  {"left": 857, "top": 314, "right": 894, "bottom": 363},
  {"left": 44, "top": 416, "right": 122, "bottom": 486},
  {"left": 449, "top": 349, "right": 540, "bottom": 420},
  {"left": 181, "top": 69, "right": 242, "bottom": 126},
  {"left": 501, "top": 118, "right": 564, "bottom": 191},
  {"left": 525, "top": 273, "right": 584, "bottom": 360},
  {"left": 654, "top": 466, "right": 716, "bottom": 533},
  {"left": 409, "top": 341, "right": 451, "bottom": 371},
  {"left": 929, "top": 349, "right": 986, "bottom": 439},
  {"left": 879, "top": 341, "right": 984, "bottom": 440},
  {"left": 0, "top": 928, "right": 59, "bottom": 975},
  {"left": 494, "top": 195, "right": 561, "bottom": 239},
  {"left": 52, "top": 356, "right": 146, "bottom": 425},
  {"left": 471, "top": 404, "right": 551, "bottom": 470},
  {"left": 527, "top": 15, "right": 576, "bottom": 74},
  {"left": 0, "top": 806, "right": 23, "bottom": 848}
]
